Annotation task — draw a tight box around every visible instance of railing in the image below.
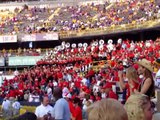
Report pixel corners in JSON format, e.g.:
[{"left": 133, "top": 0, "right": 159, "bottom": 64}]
[{"left": 59, "top": 18, "right": 160, "bottom": 39}]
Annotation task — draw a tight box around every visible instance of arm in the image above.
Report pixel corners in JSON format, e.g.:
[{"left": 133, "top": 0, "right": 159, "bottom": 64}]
[
  {"left": 140, "top": 78, "right": 152, "bottom": 94},
  {"left": 118, "top": 71, "right": 126, "bottom": 90},
  {"left": 37, "top": 118, "right": 44, "bottom": 120},
  {"left": 71, "top": 115, "right": 76, "bottom": 120}
]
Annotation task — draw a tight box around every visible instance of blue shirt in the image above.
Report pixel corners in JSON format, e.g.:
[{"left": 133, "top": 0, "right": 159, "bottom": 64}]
[{"left": 53, "top": 98, "right": 70, "bottom": 120}]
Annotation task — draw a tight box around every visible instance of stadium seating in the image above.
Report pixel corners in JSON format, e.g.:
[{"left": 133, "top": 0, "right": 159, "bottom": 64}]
[{"left": 0, "top": 0, "right": 159, "bottom": 36}]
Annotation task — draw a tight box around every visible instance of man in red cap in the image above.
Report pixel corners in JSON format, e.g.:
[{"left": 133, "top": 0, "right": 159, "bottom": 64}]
[{"left": 102, "top": 82, "right": 118, "bottom": 100}]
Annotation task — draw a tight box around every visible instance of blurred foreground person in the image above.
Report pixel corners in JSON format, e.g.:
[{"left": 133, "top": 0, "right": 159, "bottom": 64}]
[
  {"left": 153, "top": 58, "right": 160, "bottom": 88},
  {"left": 1, "top": 97, "right": 11, "bottom": 118},
  {"left": 9, "top": 112, "right": 37, "bottom": 120},
  {"left": 125, "top": 94, "right": 154, "bottom": 120},
  {"left": 152, "top": 113, "right": 160, "bottom": 120},
  {"left": 87, "top": 98, "right": 128, "bottom": 120}
]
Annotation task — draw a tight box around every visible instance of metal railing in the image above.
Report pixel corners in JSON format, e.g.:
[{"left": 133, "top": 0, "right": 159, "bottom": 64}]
[{"left": 59, "top": 18, "right": 160, "bottom": 39}]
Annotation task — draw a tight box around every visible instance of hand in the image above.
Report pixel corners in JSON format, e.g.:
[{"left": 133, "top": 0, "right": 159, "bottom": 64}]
[
  {"left": 43, "top": 114, "right": 49, "bottom": 120},
  {"left": 133, "top": 89, "right": 140, "bottom": 94}
]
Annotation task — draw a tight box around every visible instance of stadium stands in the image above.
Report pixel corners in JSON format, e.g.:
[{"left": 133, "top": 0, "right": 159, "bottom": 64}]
[
  {"left": 0, "top": 0, "right": 160, "bottom": 120},
  {"left": 0, "top": 0, "right": 159, "bottom": 38}
]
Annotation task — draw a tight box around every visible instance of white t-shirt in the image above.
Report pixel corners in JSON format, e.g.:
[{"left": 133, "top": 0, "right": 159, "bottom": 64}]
[
  {"left": 35, "top": 104, "right": 54, "bottom": 118},
  {"left": 53, "top": 98, "right": 70, "bottom": 120},
  {"left": 2, "top": 100, "right": 11, "bottom": 110}
]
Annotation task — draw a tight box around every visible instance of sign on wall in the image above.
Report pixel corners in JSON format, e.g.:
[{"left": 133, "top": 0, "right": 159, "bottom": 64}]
[{"left": 8, "top": 56, "right": 43, "bottom": 66}]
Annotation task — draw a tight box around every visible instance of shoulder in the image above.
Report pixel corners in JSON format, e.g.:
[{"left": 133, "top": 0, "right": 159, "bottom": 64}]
[
  {"left": 2, "top": 100, "right": 6, "bottom": 104},
  {"left": 55, "top": 98, "right": 68, "bottom": 108},
  {"left": 36, "top": 105, "right": 43, "bottom": 110},
  {"left": 144, "top": 78, "right": 152, "bottom": 85},
  {"left": 47, "top": 105, "right": 54, "bottom": 109},
  {"left": 56, "top": 98, "right": 67, "bottom": 103}
]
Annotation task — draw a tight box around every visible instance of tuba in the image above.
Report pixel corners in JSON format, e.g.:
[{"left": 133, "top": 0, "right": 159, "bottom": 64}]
[
  {"left": 83, "top": 43, "right": 88, "bottom": 48},
  {"left": 78, "top": 43, "right": 83, "bottom": 48},
  {"left": 71, "top": 43, "right": 76, "bottom": 48},
  {"left": 117, "top": 38, "right": 122, "bottom": 44},
  {"left": 108, "top": 39, "right": 113, "bottom": 44},
  {"left": 65, "top": 42, "right": 70, "bottom": 48},
  {"left": 99, "top": 39, "right": 104, "bottom": 45}
]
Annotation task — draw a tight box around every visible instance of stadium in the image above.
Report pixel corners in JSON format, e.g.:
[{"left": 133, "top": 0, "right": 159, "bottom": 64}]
[{"left": 0, "top": 0, "right": 160, "bottom": 120}]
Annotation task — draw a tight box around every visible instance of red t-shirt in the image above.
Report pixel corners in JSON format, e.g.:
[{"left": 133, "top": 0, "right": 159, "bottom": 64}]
[
  {"left": 108, "top": 90, "right": 118, "bottom": 100},
  {"left": 73, "top": 106, "right": 82, "bottom": 120},
  {"left": 9, "top": 90, "right": 16, "bottom": 98},
  {"left": 68, "top": 101, "right": 74, "bottom": 115},
  {"left": 18, "top": 82, "right": 24, "bottom": 90},
  {"left": 125, "top": 81, "right": 140, "bottom": 99}
]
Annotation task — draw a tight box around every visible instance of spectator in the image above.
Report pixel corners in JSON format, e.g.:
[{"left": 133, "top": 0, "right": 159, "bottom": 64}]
[
  {"left": 35, "top": 95, "right": 54, "bottom": 120},
  {"left": 118, "top": 67, "right": 140, "bottom": 99},
  {"left": 1, "top": 96, "right": 11, "bottom": 118},
  {"left": 63, "top": 93, "right": 74, "bottom": 120},
  {"left": 125, "top": 94, "right": 153, "bottom": 120},
  {"left": 24, "top": 91, "right": 30, "bottom": 101},
  {"left": 136, "top": 59, "right": 155, "bottom": 98},
  {"left": 87, "top": 98, "right": 128, "bottom": 120},
  {"left": 12, "top": 98, "right": 21, "bottom": 116},
  {"left": 154, "top": 58, "right": 160, "bottom": 88},
  {"left": 72, "top": 97, "right": 82, "bottom": 120},
  {"left": 52, "top": 87, "right": 70, "bottom": 120},
  {"left": 101, "top": 82, "right": 118, "bottom": 100}
]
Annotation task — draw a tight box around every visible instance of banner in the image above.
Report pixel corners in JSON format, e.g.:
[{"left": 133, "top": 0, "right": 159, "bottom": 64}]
[
  {"left": 21, "top": 34, "right": 36, "bottom": 42},
  {"left": 21, "top": 32, "right": 59, "bottom": 41},
  {"left": 0, "top": 57, "right": 4, "bottom": 66},
  {"left": 0, "top": 35, "right": 17, "bottom": 43},
  {"left": 8, "top": 56, "right": 43, "bottom": 66}
]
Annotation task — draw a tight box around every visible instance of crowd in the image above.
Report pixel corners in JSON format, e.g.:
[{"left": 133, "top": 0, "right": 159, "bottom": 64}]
[
  {"left": 1, "top": 0, "right": 160, "bottom": 120},
  {"left": 0, "top": 0, "right": 160, "bottom": 35},
  {"left": 0, "top": 37, "right": 160, "bottom": 119}
]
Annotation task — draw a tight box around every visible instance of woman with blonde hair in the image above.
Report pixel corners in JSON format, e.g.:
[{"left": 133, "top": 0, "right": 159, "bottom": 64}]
[
  {"left": 118, "top": 67, "right": 140, "bottom": 100},
  {"left": 87, "top": 98, "right": 128, "bottom": 120},
  {"left": 125, "top": 94, "right": 153, "bottom": 120}
]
